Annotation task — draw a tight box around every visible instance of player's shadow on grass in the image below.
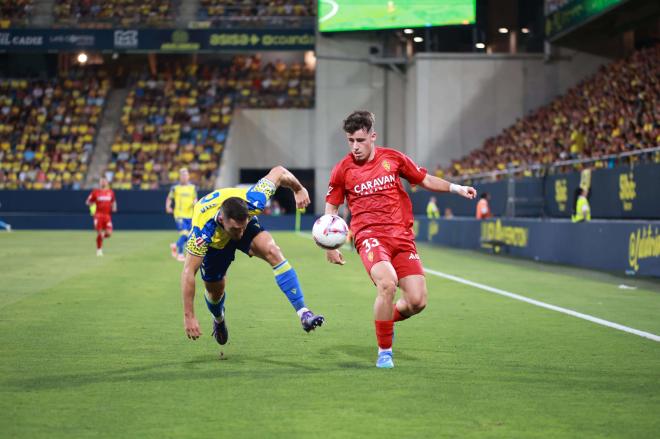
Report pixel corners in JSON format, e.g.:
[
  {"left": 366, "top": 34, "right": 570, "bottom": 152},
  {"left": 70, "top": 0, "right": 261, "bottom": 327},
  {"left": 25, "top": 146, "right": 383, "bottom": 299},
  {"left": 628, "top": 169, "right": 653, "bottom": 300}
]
[
  {"left": 7, "top": 354, "right": 326, "bottom": 390},
  {"left": 7, "top": 345, "right": 426, "bottom": 390},
  {"left": 195, "top": 353, "right": 325, "bottom": 372}
]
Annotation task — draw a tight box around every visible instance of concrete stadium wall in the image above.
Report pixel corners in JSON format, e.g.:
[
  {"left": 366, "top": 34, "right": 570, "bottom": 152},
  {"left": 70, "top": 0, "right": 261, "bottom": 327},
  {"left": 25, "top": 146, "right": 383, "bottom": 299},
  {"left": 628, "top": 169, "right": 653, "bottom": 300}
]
[
  {"left": 384, "top": 69, "right": 407, "bottom": 151},
  {"left": 218, "top": 108, "right": 315, "bottom": 188},
  {"left": 405, "top": 50, "right": 607, "bottom": 169},
  {"left": 556, "top": 47, "right": 609, "bottom": 95},
  {"left": 312, "top": 34, "right": 392, "bottom": 214}
]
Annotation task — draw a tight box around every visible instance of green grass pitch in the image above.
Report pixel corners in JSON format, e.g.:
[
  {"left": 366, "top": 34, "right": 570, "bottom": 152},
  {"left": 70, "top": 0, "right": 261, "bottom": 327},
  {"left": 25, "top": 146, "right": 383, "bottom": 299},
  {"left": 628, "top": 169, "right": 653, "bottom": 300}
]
[{"left": 1, "top": 230, "right": 659, "bottom": 438}]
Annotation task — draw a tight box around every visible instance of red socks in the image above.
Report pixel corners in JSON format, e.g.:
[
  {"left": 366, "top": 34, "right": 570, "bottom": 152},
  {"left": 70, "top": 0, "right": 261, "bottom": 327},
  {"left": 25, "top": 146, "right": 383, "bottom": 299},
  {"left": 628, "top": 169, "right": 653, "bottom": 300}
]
[
  {"left": 96, "top": 234, "right": 103, "bottom": 250},
  {"left": 376, "top": 306, "right": 414, "bottom": 349},
  {"left": 392, "top": 306, "right": 410, "bottom": 322},
  {"left": 375, "top": 320, "right": 394, "bottom": 349}
]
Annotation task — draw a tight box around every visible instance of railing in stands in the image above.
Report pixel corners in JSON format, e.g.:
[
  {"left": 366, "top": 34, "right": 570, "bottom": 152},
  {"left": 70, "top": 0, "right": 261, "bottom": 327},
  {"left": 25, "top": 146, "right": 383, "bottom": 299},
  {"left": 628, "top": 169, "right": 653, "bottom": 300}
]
[{"left": 453, "top": 146, "right": 660, "bottom": 183}]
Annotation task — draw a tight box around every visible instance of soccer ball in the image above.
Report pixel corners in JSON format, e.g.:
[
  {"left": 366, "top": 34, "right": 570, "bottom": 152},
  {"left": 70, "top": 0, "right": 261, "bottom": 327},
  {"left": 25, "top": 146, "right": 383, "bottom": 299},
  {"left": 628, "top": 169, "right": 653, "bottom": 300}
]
[{"left": 312, "top": 214, "right": 349, "bottom": 250}]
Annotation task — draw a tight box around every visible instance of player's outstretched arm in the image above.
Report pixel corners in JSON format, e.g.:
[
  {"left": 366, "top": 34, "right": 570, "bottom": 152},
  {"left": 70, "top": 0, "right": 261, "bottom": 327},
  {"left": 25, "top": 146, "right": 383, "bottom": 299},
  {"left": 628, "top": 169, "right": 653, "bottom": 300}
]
[
  {"left": 181, "top": 252, "right": 203, "bottom": 340},
  {"left": 263, "top": 166, "right": 310, "bottom": 209},
  {"left": 419, "top": 174, "right": 477, "bottom": 199},
  {"left": 324, "top": 202, "right": 345, "bottom": 265},
  {"left": 85, "top": 193, "right": 96, "bottom": 214},
  {"left": 165, "top": 194, "right": 173, "bottom": 214}
]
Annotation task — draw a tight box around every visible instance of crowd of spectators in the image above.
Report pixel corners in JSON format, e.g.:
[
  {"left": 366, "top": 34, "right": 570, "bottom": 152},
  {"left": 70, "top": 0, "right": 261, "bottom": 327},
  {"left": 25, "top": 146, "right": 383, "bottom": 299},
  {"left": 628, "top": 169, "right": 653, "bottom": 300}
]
[
  {"left": 0, "top": 71, "right": 109, "bottom": 189},
  {"left": 197, "top": 0, "right": 314, "bottom": 27},
  {"left": 0, "top": 0, "right": 33, "bottom": 27},
  {"left": 108, "top": 63, "right": 233, "bottom": 190},
  {"left": 441, "top": 44, "right": 660, "bottom": 181},
  {"left": 54, "top": 0, "right": 176, "bottom": 27},
  {"left": 106, "top": 56, "right": 314, "bottom": 190},
  {"left": 229, "top": 54, "right": 315, "bottom": 108},
  {"left": 0, "top": 55, "right": 315, "bottom": 190}
]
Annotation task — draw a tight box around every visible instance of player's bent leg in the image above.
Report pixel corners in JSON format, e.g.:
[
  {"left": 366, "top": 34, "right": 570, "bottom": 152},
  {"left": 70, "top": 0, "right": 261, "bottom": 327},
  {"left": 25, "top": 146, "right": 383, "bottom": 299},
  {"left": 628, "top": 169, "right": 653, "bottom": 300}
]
[
  {"left": 370, "top": 261, "right": 398, "bottom": 367},
  {"left": 204, "top": 279, "right": 225, "bottom": 302},
  {"left": 204, "top": 279, "right": 228, "bottom": 345},
  {"left": 103, "top": 219, "right": 113, "bottom": 239},
  {"left": 396, "top": 275, "right": 428, "bottom": 319},
  {"left": 249, "top": 230, "right": 284, "bottom": 265},
  {"left": 176, "top": 231, "right": 188, "bottom": 260},
  {"left": 200, "top": 246, "right": 233, "bottom": 346},
  {"left": 172, "top": 219, "right": 180, "bottom": 256},
  {"left": 96, "top": 231, "right": 104, "bottom": 256},
  {"left": 249, "top": 231, "right": 324, "bottom": 332},
  {"left": 370, "top": 261, "right": 398, "bottom": 320}
]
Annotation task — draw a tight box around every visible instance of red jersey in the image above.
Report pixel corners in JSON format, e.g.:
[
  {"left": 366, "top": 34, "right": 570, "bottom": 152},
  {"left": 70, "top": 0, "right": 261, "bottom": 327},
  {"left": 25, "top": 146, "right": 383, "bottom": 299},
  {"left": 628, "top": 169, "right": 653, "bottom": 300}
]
[
  {"left": 326, "top": 146, "right": 427, "bottom": 242},
  {"left": 87, "top": 188, "right": 115, "bottom": 216}
]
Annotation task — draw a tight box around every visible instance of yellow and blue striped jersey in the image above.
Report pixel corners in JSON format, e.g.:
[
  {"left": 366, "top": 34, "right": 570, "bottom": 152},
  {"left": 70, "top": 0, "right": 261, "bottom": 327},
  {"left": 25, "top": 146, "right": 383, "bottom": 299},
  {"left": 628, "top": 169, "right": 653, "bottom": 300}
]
[
  {"left": 185, "top": 178, "right": 276, "bottom": 256},
  {"left": 169, "top": 184, "right": 197, "bottom": 219}
]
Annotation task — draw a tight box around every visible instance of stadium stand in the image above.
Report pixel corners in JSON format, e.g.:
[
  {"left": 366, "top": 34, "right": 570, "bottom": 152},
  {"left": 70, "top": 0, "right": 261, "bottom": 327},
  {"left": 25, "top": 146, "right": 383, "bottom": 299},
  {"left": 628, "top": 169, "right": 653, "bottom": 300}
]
[
  {"left": 0, "top": 70, "right": 110, "bottom": 189},
  {"left": 106, "top": 56, "right": 314, "bottom": 190},
  {"left": 0, "top": 0, "right": 33, "bottom": 27},
  {"left": 441, "top": 44, "right": 660, "bottom": 180},
  {"left": 0, "top": 55, "right": 314, "bottom": 191},
  {"left": 230, "top": 54, "right": 315, "bottom": 108},
  {"left": 54, "top": 0, "right": 177, "bottom": 27},
  {"left": 197, "top": 0, "right": 314, "bottom": 28},
  {"left": 109, "top": 63, "right": 233, "bottom": 190}
]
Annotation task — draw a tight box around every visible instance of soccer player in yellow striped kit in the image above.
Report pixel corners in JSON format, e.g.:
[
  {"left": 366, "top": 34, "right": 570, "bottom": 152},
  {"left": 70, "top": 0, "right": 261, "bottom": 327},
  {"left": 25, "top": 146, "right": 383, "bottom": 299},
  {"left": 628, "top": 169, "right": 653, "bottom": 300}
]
[
  {"left": 181, "top": 166, "right": 324, "bottom": 345},
  {"left": 166, "top": 168, "right": 197, "bottom": 261}
]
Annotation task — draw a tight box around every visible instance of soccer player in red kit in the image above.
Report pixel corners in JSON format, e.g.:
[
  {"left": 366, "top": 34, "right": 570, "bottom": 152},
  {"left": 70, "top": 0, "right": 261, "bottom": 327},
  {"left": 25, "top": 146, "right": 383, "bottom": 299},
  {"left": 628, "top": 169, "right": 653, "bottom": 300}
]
[
  {"left": 324, "top": 110, "right": 476, "bottom": 368},
  {"left": 86, "top": 177, "right": 117, "bottom": 256}
]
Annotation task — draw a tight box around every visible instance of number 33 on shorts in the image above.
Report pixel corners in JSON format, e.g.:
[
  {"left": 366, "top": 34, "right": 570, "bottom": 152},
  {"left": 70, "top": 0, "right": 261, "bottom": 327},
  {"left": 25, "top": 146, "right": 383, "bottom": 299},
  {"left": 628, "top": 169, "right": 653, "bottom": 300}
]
[
  {"left": 358, "top": 237, "right": 387, "bottom": 273},
  {"left": 361, "top": 238, "right": 381, "bottom": 252}
]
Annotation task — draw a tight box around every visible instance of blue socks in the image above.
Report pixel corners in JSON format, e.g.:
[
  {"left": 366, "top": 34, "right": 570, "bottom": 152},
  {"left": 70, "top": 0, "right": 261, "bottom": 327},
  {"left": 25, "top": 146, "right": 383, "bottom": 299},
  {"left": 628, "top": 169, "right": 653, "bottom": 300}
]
[
  {"left": 176, "top": 234, "right": 187, "bottom": 255},
  {"left": 273, "top": 260, "right": 306, "bottom": 311},
  {"left": 204, "top": 259, "right": 304, "bottom": 321},
  {"left": 205, "top": 291, "right": 226, "bottom": 320}
]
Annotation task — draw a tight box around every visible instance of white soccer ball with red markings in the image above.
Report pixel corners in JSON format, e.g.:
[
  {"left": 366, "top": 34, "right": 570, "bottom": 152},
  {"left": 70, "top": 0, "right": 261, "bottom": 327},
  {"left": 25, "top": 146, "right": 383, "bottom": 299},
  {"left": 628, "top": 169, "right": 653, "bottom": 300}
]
[{"left": 312, "top": 214, "right": 349, "bottom": 250}]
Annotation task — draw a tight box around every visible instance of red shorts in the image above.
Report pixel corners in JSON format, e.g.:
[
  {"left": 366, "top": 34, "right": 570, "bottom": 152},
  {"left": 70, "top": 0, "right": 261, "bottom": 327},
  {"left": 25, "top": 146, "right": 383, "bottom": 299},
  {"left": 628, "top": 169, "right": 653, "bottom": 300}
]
[
  {"left": 356, "top": 234, "right": 424, "bottom": 280},
  {"left": 94, "top": 214, "right": 113, "bottom": 232}
]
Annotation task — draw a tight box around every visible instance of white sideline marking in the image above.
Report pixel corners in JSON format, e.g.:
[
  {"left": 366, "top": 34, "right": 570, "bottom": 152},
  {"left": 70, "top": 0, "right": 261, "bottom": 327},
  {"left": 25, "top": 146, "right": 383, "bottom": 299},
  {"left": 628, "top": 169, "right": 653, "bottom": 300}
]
[
  {"left": 319, "top": 0, "right": 339, "bottom": 23},
  {"left": 424, "top": 267, "right": 660, "bottom": 343}
]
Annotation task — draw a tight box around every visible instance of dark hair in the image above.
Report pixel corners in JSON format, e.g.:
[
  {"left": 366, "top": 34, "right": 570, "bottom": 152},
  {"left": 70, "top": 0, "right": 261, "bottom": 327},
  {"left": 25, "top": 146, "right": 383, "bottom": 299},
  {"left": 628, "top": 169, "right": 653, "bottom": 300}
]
[
  {"left": 221, "top": 197, "right": 249, "bottom": 222},
  {"left": 480, "top": 192, "right": 489, "bottom": 199},
  {"left": 343, "top": 110, "right": 375, "bottom": 134}
]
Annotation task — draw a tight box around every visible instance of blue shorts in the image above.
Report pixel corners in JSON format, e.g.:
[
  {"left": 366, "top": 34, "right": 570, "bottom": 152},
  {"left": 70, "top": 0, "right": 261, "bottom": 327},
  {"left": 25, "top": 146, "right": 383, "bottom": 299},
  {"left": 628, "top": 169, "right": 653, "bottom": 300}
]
[
  {"left": 200, "top": 217, "right": 265, "bottom": 282},
  {"left": 175, "top": 217, "right": 192, "bottom": 234}
]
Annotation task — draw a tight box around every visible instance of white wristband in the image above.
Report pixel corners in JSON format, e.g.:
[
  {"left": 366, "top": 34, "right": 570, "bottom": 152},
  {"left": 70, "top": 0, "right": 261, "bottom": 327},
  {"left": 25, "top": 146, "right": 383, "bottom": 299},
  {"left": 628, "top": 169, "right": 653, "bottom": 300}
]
[{"left": 449, "top": 183, "right": 462, "bottom": 194}]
